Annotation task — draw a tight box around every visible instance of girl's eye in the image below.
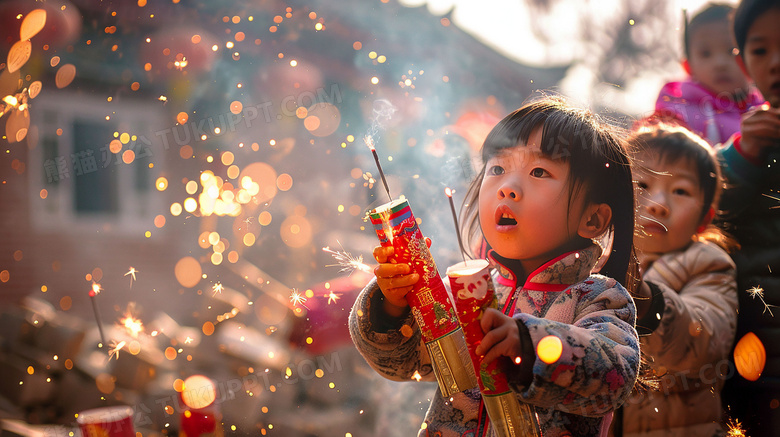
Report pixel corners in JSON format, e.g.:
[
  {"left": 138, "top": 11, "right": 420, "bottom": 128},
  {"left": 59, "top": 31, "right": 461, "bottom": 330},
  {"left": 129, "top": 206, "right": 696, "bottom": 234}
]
[
  {"left": 749, "top": 46, "right": 766, "bottom": 56},
  {"left": 673, "top": 188, "right": 691, "bottom": 196},
  {"left": 487, "top": 165, "right": 505, "bottom": 176},
  {"left": 530, "top": 167, "right": 549, "bottom": 178}
]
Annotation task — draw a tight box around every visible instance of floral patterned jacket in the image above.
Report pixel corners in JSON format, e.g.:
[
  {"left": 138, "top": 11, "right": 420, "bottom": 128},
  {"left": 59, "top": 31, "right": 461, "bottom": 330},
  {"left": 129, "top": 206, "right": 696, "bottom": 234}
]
[{"left": 349, "top": 243, "right": 640, "bottom": 437}]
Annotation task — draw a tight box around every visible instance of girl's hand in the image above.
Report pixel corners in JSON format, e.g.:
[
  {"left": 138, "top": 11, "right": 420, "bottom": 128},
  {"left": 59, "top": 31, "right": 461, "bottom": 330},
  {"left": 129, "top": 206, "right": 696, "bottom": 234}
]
[
  {"left": 476, "top": 308, "right": 523, "bottom": 366},
  {"left": 740, "top": 104, "right": 780, "bottom": 161},
  {"left": 372, "top": 238, "right": 431, "bottom": 317}
]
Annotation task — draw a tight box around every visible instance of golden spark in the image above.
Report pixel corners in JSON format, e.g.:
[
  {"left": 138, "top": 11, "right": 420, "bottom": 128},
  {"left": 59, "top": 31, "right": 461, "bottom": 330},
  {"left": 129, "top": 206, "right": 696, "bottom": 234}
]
[
  {"left": 119, "top": 307, "right": 144, "bottom": 338},
  {"left": 323, "top": 243, "right": 371, "bottom": 275},
  {"left": 124, "top": 267, "right": 139, "bottom": 287},
  {"left": 411, "top": 370, "right": 422, "bottom": 382},
  {"left": 726, "top": 418, "right": 746, "bottom": 436},
  {"left": 174, "top": 57, "right": 188, "bottom": 70},
  {"left": 289, "top": 288, "right": 308, "bottom": 308},
  {"left": 91, "top": 282, "right": 102, "bottom": 296},
  {"left": 108, "top": 340, "right": 126, "bottom": 361},
  {"left": 184, "top": 336, "right": 193, "bottom": 344},
  {"left": 212, "top": 282, "right": 224, "bottom": 297},
  {"left": 362, "top": 172, "right": 376, "bottom": 189},
  {"left": 747, "top": 286, "right": 776, "bottom": 316},
  {"left": 158, "top": 95, "right": 167, "bottom": 103},
  {"left": 326, "top": 290, "right": 342, "bottom": 305}
]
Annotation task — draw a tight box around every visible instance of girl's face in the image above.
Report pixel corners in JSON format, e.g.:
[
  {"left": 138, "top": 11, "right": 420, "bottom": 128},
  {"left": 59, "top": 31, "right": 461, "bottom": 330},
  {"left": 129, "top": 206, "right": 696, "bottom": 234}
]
[
  {"left": 688, "top": 20, "right": 750, "bottom": 97},
  {"left": 634, "top": 151, "right": 707, "bottom": 257},
  {"left": 478, "top": 128, "right": 589, "bottom": 274}
]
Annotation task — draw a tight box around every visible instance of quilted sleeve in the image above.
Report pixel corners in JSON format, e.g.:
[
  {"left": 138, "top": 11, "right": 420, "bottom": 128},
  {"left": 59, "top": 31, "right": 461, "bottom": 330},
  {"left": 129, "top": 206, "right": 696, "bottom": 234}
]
[
  {"left": 641, "top": 243, "right": 738, "bottom": 376},
  {"left": 510, "top": 277, "right": 640, "bottom": 417},
  {"left": 348, "top": 278, "right": 436, "bottom": 382}
]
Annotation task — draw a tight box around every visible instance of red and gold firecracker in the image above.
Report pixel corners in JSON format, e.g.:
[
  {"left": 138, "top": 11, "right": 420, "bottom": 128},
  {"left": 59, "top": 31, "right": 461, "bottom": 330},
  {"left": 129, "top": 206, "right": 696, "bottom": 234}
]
[
  {"left": 369, "top": 198, "right": 477, "bottom": 396},
  {"left": 447, "top": 259, "right": 542, "bottom": 437}
]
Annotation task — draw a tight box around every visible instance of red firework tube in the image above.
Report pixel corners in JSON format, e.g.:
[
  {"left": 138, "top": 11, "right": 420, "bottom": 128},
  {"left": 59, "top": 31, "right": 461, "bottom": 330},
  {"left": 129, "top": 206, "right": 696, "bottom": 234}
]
[
  {"left": 370, "top": 198, "right": 476, "bottom": 396},
  {"left": 447, "top": 259, "right": 542, "bottom": 437}
]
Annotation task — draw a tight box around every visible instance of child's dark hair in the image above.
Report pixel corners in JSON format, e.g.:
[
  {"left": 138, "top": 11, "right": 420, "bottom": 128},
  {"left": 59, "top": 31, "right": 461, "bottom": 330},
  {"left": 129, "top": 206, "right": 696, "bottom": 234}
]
[
  {"left": 629, "top": 122, "right": 739, "bottom": 252},
  {"left": 684, "top": 3, "right": 735, "bottom": 59},
  {"left": 460, "top": 95, "right": 639, "bottom": 294},
  {"left": 733, "top": 0, "right": 780, "bottom": 54}
]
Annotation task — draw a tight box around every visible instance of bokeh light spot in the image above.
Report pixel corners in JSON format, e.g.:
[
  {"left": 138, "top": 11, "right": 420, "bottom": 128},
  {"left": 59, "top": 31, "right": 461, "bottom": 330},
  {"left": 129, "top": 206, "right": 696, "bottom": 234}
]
[
  {"left": 280, "top": 215, "right": 311, "bottom": 248},
  {"left": 258, "top": 211, "right": 272, "bottom": 226},
  {"left": 156, "top": 177, "right": 168, "bottom": 191},
  {"left": 59, "top": 296, "right": 72, "bottom": 311},
  {"left": 174, "top": 257, "right": 202, "bottom": 288},
  {"left": 276, "top": 174, "right": 292, "bottom": 191},
  {"left": 537, "top": 335, "right": 563, "bottom": 364},
  {"left": 122, "top": 150, "right": 135, "bottom": 164},
  {"left": 109, "top": 139, "right": 122, "bottom": 154}
]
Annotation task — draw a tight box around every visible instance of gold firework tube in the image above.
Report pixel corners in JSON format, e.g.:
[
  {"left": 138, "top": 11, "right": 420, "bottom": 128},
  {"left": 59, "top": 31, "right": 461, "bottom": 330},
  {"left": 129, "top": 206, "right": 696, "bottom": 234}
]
[
  {"left": 447, "top": 260, "right": 542, "bottom": 437},
  {"left": 370, "top": 199, "right": 477, "bottom": 396}
]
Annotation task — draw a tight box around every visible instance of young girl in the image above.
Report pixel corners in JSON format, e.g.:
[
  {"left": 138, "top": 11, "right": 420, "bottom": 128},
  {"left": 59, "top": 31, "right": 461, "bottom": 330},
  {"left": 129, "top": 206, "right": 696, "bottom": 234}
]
[
  {"left": 654, "top": 3, "right": 763, "bottom": 145},
  {"left": 349, "top": 96, "right": 641, "bottom": 436},
  {"left": 616, "top": 123, "right": 738, "bottom": 436}
]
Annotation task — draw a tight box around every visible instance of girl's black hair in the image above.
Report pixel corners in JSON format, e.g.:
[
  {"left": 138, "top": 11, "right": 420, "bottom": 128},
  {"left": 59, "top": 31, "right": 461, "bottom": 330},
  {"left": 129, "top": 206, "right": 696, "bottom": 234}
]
[
  {"left": 733, "top": 0, "right": 780, "bottom": 54},
  {"left": 460, "top": 95, "right": 639, "bottom": 294},
  {"left": 683, "top": 3, "right": 735, "bottom": 59},
  {"left": 629, "top": 122, "right": 739, "bottom": 252}
]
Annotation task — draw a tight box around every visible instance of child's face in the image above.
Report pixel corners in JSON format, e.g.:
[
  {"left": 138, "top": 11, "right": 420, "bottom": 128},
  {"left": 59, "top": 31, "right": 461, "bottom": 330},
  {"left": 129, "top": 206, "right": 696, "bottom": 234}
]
[
  {"left": 688, "top": 20, "right": 749, "bottom": 96},
  {"left": 478, "top": 128, "right": 588, "bottom": 273},
  {"left": 740, "top": 7, "right": 780, "bottom": 107},
  {"left": 634, "top": 152, "right": 706, "bottom": 256}
]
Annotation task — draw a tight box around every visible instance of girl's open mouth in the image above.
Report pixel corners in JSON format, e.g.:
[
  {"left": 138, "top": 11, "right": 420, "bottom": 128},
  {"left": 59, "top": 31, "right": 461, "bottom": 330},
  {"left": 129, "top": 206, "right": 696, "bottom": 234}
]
[{"left": 495, "top": 206, "right": 517, "bottom": 226}]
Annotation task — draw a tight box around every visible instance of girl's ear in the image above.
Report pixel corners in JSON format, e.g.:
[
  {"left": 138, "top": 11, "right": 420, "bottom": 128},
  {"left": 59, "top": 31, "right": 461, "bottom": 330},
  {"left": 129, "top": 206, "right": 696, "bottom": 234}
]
[
  {"left": 696, "top": 206, "right": 716, "bottom": 234},
  {"left": 578, "top": 203, "right": 612, "bottom": 239},
  {"left": 682, "top": 59, "right": 692, "bottom": 76}
]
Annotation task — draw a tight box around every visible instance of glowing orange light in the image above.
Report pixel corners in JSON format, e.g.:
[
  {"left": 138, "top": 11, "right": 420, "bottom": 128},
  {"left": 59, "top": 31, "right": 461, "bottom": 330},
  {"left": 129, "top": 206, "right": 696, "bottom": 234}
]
[
  {"left": 537, "top": 335, "right": 563, "bottom": 364},
  {"left": 734, "top": 332, "right": 766, "bottom": 381},
  {"left": 182, "top": 375, "right": 216, "bottom": 409}
]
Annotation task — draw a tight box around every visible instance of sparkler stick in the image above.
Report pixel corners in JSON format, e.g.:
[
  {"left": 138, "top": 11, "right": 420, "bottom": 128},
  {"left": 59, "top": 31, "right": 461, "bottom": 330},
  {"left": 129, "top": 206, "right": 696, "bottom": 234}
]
[
  {"left": 365, "top": 135, "right": 392, "bottom": 201},
  {"left": 445, "top": 188, "right": 467, "bottom": 262},
  {"left": 89, "top": 283, "right": 106, "bottom": 347}
]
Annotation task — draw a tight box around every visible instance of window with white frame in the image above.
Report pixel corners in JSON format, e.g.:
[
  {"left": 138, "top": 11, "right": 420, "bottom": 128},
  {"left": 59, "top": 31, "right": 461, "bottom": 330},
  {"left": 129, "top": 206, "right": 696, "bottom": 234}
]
[{"left": 29, "top": 92, "right": 166, "bottom": 234}]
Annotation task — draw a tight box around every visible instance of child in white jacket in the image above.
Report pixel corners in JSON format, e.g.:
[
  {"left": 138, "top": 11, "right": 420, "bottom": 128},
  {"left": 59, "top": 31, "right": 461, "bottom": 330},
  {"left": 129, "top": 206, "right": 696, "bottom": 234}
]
[{"left": 617, "top": 123, "right": 738, "bottom": 437}]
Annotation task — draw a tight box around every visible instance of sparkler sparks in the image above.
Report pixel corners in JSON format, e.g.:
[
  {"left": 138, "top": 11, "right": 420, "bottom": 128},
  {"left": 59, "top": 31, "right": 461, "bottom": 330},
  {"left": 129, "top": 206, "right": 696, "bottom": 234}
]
[
  {"left": 90, "top": 282, "right": 102, "bottom": 296},
  {"left": 326, "top": 290, "right": 342, "bottom": 305},
  {"left": 322, "top": 244, "right": 371, "bottom": 275},
  {"left": 747, "top": 286, "right": 776, "bottom": 316},
  {"left": 125, "top": 267, "right": 139, "bottom": 287},
  {"left": 119, "top": 307, "right": 144, "bottom": 338},
  {"left": 108, "top": 340, "right": 126, "bottom": 361},
  {"left": 212, "top": 282, "right": 224, "bottom": 296},
  {"left": 762, "top": 192, "right": 780, "bottom": 208},
  {"left": 726, "top": 418, "right": 746, "bottom": 437},
  {"left": 289, "top": 288, "right": 308, "bottom": 308},
  {"left": 364, "top": 134, "right": 392, "bottom": 201}
]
